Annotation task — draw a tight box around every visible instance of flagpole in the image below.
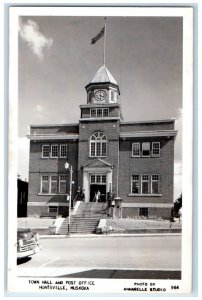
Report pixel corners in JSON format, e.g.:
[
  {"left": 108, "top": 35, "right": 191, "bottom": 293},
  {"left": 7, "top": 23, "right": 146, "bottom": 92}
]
[{"left": 103, "top": 17, "right": 107, "bottom": 66}]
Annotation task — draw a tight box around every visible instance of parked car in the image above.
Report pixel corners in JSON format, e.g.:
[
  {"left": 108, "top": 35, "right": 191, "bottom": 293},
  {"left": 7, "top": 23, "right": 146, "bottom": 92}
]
[{"left": 17, "top": 228, "right": 41, "bottom": 259}]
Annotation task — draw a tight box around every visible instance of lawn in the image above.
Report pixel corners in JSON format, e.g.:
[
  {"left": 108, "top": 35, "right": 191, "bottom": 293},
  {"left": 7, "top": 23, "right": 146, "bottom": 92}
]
[
  {"left": 106, "top": 218, "right": 181, "bottom": 231},
  {"left": 17, "top": 217, "right": 56, "bottom": 229}
]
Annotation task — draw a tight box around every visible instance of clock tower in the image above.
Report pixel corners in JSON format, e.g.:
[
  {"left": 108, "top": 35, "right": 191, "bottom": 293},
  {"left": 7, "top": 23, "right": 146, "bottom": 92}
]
[
  {"left": 85, "top": 65, "right": 120, "bottom": 105},
  {"left": 78, "top": 65, "right": 121, "bottom": 201}
]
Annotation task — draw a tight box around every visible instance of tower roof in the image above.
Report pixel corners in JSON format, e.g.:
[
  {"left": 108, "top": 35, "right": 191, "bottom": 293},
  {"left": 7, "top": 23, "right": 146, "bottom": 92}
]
[{"left": 89, "top": 65, "right": 118, "bottom": 85}]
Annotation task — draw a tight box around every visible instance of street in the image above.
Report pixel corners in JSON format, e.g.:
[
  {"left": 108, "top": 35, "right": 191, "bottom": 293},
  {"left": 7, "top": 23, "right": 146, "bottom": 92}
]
[{"left": 17, "top": 235, "right": 181, "bottom": 279}]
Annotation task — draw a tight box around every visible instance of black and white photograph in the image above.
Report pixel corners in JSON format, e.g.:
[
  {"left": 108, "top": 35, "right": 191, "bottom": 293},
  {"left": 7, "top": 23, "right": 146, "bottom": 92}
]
[{"left": 7, "top": 6, "right": 193, "bottom": 295}]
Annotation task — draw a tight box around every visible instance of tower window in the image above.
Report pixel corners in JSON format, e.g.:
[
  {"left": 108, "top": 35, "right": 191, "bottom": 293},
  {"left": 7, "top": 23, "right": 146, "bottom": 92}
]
[
  {"left": 97, "top": 109, "right": 102, "bottom": 117},
  {"left": 90, "top": 108, "right": 109, "bottom": 118},
  {"left": 90, "top": 132, "right": 107, "bottom": 157},
  {"left": 103, "top": 108, "right": 109, "bottom": 117}
]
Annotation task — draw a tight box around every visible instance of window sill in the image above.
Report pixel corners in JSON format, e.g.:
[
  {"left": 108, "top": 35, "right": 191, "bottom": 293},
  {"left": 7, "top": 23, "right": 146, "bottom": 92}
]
[
  {"left": 41, "top": 157, "right": 67, "bottom": 159},
  {"left": 131, "top": 156, "right": 160, "bottom": 158},
  {"left": 128, "top": 193, "right": 162, "bottom": 197},
  {"left": 38, "top": 193, "right": 68, "bottom": 196},
  {"left": 89, "top": 156, "right": 107, "bottom": 158}
]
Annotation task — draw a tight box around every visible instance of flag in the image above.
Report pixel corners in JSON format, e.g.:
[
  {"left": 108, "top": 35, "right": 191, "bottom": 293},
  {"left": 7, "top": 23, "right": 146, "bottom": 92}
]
[{"left": 91, "top": 26, "right": 105, "bottom": 44}]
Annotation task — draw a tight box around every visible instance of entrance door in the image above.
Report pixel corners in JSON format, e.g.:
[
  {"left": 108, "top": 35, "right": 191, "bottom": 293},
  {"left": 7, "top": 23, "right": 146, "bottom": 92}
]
[{"left": 90, "top": 185, "right": 106, "bottom": 202}]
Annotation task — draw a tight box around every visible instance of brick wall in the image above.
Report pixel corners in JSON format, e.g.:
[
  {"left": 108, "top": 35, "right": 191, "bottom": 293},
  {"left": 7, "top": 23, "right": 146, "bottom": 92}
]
[
  {"left": 119, "top": 137, "right": 175, "bottom": 204},
  {"left": 28, "top": 140, "right": 79, "bottom": 206}
]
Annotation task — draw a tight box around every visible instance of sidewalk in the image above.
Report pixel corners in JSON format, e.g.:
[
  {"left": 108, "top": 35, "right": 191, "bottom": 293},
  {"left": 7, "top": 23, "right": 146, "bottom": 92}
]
[{"left": 40, "top": 231, "right": 181, "bottom": 239}]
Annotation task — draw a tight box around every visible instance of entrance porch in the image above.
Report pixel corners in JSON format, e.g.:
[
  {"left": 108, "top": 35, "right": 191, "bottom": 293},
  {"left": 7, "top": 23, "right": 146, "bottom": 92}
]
[{"left": 82, "top": 158, "right": 113, "bottom": 203}]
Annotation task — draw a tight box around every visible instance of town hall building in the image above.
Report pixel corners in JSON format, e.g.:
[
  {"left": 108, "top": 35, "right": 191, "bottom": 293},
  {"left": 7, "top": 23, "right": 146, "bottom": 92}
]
[{"left": 27, "top": 65, "right": 177, "bottom": 219}]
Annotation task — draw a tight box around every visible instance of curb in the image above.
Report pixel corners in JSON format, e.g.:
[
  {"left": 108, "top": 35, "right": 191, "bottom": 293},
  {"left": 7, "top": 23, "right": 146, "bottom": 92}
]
[{"left": 40, "top": 232, "right": 182, "bottom": 239}]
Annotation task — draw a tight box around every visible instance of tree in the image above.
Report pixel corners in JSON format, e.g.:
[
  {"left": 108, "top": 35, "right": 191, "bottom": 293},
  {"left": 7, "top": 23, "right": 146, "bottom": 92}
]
[{"left": 174, "top": 193, "right": 182, "bottom": 214}]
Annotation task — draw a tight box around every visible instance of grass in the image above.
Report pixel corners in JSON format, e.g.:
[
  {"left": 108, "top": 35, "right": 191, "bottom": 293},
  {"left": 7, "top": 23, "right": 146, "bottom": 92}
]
[
  {"left": 106, "top": 217, "right": 181, "bottom": 231},
  {"left": 17, "top": 217, "right": 56, "bottom": 229}
]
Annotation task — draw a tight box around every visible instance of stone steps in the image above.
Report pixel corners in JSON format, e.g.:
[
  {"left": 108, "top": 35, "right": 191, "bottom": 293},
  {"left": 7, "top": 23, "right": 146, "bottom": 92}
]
[{"left": 57, "top": 202, "right": 108, "bottom": 234}]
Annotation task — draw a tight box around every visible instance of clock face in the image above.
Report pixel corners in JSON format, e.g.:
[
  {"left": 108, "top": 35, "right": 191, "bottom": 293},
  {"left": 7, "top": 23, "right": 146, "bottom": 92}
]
[{"left": 94, "top": 90, "right": 107, "bottom": 101}]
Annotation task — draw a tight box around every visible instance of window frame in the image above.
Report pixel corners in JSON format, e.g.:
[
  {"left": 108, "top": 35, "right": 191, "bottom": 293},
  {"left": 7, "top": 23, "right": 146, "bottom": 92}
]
[
  {"left": 141, "top": 174, "right": 149, "bottom": 194},
  {"left": 132, "top": 143, "right": 141, "bottom": 157},
  {"left": 90, "top": 174, "right": 107, "bottom": 184},
  {"left": 51, "top": 144, "right": 58, "bottom": 158},
  {"left": 152, "top": 142, "right": 160, "bottom": 157},
  {"left": 90, "top": 108, "right": 109, "bottom": 118},
  {"left": 131, "top": 175, "right": 140, "bottom": 194},
  {"left": 151, "top": 174, "right": 160, "bottom": 194},
  {"left": 139, "top": 207, "right": 149, "bottom": 217},
  {"left": 142, "top": 142, "right": 150, "bottom": 157},
  {"left": 41, "top": 175, "right": 49, "bottom": 194},
  {"left": 60, "top": 144, "right": 67, "bottom": 158},
  {"left": 59, "top": 174, "right": 67, "bottom": 194},
  {"left": 90, "top": 132, "right": 107, "bottom": 157},
  {"left": 50, "top": 175, "right": 58, "bottom": 194},
  {"left": 42, "top": 145, "right": 50, "bottom": 158}
]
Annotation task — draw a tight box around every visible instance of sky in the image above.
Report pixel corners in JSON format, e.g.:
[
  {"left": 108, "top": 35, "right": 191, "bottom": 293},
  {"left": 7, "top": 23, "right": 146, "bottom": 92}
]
[{"left": 18, "top": 16, "right": 182, "bottom": 199}]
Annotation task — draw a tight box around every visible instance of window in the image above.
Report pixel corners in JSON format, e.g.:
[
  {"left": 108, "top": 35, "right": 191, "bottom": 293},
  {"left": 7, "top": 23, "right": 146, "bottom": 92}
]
[
  {"left": 90, "top": 132, "right": 107, "bottom": 157},
  {"left": 42, "top": 145, "right": 49, "bottom": 158},
  {"left": 90, "top": 109, "right": 96, "bottom": 117},
  {"left": 60, "top": 145, "right": 67, "bottom": 158},
  {"left": 41, "top": 175, "right": 49, "bottom": 193},
  {"left": 59, "top": 175, "right": 67, "bottom": 193},
  {"left": 102, "top": 175, "right": 106, "bottom": 183},
  {"left": 152, "top": 142, "right": 160, "bottom": 157},
  {"left": 151, "top": 174, "right": 159, "bottom": 194},
  {"left": 97, "top": 109, "right": 102, "bottom": 117},
  {"left": 132, "top": 142, "right": 160, "bottom": 158},
  {"left": 51, "top": 145, "right": 58, "bottom": 158},
  {"left": 141, "top": 175, "right": 149, "bottom": 194},
  {"left": 103, "top": 108, "right": 109, "bottom": 117},
  {"left": 131, "top": 174, "right": 161, "bottom": 195},
  {"left": 139, "top": 208, "right": 148, "bottom": 217},
  {"left": 49, "top": 206, "right": 58, "bottom": 216},
  {"left": 111, "top": 91, "right": 114, "bottom": 102},
  {"left": 132, "top": 143, "right": 140, "bottom": 157},
  {"left": 90, "top": 108, "right": 109, "bottom": 118},
  {"left": 50, "top": 175, "right": 58, "bottom": 194},
  {"left": 132, "top": 175, "right": 140, "bottom": 194},
  {"left": 142, "top": 142, "right": 150, "bottom": 157},
  {"left": 90, "top": 174, "right": 106, "bottom": 184},
  {"left": 90, "top": 175, "right": 96, "bottom": 183}
]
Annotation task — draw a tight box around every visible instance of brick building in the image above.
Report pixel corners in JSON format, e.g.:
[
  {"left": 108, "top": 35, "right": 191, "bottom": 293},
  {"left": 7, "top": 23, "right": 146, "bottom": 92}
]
[{"left": 27, "top": 65, "right": 177, "bottom": 218}]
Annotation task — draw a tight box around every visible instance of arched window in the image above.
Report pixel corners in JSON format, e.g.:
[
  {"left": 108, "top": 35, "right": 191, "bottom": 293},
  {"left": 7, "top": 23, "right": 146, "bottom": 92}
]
[{"left": 90, "top": 132, "right": 107, "bottom": 157}]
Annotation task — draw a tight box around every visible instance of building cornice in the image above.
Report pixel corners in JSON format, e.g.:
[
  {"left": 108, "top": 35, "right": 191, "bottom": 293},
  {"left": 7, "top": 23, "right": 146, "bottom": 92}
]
[
  {"left": 79, "top": 117, "right": 120, "bottom": 122},
  {"left": 27, "top": 134, "right": 79, "bottom": 141},
  {"left": 122, "top": 203, "right": 173, "bottom": 208},
  {"left": 120, "top": 118, "right": 175, "bottom": 125},
  {"left": 30, "top": 123, "right": 79, "bottom": 128},
  {"left": 80, "top": 103, "right": 120, "bottom": 108},
  {"left": 119, "top": 130, "right": 178, "bottom": 139}
]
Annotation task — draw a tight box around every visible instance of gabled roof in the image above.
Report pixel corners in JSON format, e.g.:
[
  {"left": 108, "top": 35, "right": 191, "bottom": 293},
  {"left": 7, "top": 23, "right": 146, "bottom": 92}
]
[
  {"left": 82, "top": 158, "right": 113, "bottom": 169},
  {"left": 89, "top": 65, "right": 118, "bottom": 85}
]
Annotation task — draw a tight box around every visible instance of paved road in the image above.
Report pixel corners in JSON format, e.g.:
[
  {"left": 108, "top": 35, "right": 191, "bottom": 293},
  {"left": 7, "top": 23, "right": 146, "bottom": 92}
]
[{"left": 17, "top": 235, "right": 181, "bottom": 278}]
